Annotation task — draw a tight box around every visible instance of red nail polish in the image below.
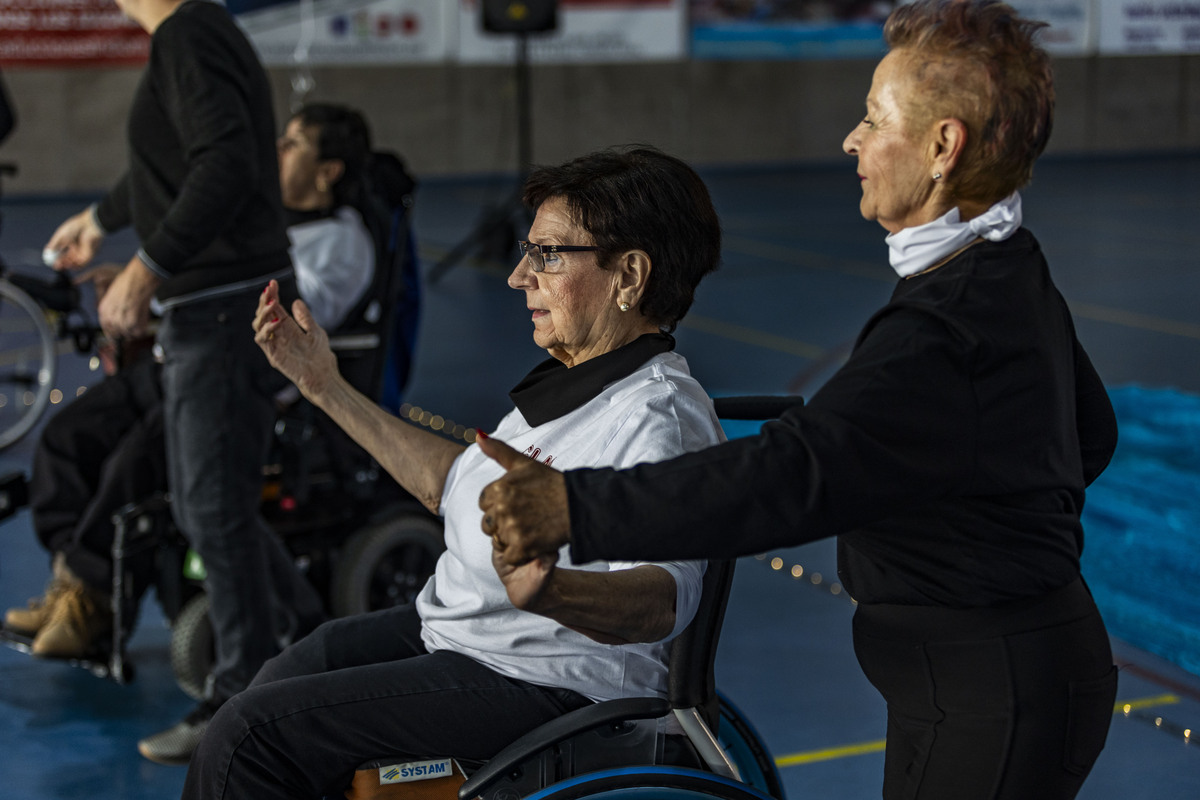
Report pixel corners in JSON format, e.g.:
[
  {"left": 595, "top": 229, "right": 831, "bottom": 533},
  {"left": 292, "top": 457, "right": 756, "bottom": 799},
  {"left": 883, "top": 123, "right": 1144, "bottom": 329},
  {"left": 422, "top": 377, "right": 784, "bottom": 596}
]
[
  {"left": 272, "top": 317, "right": 279, "bottom": 323},
  {"left": 476, "top": 429, "right": 488, "bottom": 440}
]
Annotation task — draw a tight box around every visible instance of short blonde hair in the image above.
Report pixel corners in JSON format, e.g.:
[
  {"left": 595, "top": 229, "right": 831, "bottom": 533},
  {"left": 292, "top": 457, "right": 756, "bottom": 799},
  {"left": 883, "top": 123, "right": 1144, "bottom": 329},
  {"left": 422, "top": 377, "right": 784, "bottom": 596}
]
[{"left": 884, "top": 0, "right": 1054, "bottom": 205}]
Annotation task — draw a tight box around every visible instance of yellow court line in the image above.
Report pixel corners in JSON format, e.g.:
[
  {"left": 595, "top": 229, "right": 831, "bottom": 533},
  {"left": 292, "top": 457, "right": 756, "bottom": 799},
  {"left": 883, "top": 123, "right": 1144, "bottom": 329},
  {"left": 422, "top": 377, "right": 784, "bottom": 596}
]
[
  {"left": 1116, "top": 693, "right": 1180, "bottom": 712},
  {"left": 772, "top": 694, "right": 1181, "bottom": 769},
  {"left": 678, "top": 314, "right": 826, "bottom": 360},
  {"left": 723, "top": 237, "right": 1200, "bottom": 342},
  {"left": 1068, "top": 302, "right": 1200, "bottom": 340},
  {"left": 775, "top": 739, "right": 886, "bottom": 767},
  {"left": 720, "top": 236, "right": 889, "bottom": 283}
]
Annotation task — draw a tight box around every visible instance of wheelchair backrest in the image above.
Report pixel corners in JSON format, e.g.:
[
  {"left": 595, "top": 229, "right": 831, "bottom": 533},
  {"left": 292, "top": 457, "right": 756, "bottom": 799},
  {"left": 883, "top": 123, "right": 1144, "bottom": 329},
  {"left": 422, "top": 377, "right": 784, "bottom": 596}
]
[
  {"left": 667, "top": 558, "right": 735, "bottom": 731},
  {"left": 329, "top": 150, "right": 419, "bottom": 403}
]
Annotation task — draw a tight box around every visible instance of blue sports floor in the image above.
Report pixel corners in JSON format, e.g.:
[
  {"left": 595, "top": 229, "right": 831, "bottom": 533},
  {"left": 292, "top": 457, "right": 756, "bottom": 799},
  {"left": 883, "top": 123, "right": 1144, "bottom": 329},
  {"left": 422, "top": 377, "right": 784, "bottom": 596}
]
[{"left": 1, "top": 153, "right": 1199, "bottom": 798}]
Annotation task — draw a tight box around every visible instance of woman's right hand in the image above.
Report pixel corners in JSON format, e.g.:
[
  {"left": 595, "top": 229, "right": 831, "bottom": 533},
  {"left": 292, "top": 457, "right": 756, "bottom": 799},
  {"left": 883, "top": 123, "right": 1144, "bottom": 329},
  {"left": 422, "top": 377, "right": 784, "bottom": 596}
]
[
  {"left": 253, "top": 279, "right": 339, "bottom": 400},
  {"left": 46, "top": 207, "right": 104, "bottom": 270}
]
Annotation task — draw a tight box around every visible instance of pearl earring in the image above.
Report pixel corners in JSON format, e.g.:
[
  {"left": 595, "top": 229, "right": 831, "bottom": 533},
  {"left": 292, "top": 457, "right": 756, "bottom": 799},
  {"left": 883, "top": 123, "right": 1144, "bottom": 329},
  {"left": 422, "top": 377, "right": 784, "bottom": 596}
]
[
  {"left": 619, "top": 302, "right": 630, "bottom": 312},
  {"left": 933, "top": 172, "right": 943, "bottom": 181}
]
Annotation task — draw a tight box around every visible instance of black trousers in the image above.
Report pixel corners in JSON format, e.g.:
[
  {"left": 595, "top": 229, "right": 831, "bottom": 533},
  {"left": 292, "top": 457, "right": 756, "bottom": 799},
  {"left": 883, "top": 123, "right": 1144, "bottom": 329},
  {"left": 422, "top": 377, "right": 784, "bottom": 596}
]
[
  {"left": 28, "top": 355, "right": 165, "bottom": 595},
  {"left": 181, "top": 604, "right": 593, "bottom": 800},
  {"left": 853, "top": 579, "right": 1118, "bottom": 800}
]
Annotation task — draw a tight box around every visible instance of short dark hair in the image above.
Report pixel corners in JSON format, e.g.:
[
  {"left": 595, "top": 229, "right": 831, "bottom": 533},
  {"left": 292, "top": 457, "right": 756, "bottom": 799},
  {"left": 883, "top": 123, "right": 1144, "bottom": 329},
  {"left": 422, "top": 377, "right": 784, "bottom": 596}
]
[
  {"left": 885, "top": 0, "right": 1054, "bottom": 204},
  {"left": 292, "top": 103, "right": 373, "bottom": 209},
  {"left": 522, "top": 147, "right": 721, "bottom": 332}
]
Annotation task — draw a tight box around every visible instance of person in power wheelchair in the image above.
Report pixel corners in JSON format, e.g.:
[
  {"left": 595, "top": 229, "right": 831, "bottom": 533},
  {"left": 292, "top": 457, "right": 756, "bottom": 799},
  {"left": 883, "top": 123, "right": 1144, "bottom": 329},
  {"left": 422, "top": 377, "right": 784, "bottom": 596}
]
[
  {"left": 2, "top": 103, "right": 389, "bottom": 665},
  {"left": 181, "top": 147, "right": 725, "bottom": 799}
]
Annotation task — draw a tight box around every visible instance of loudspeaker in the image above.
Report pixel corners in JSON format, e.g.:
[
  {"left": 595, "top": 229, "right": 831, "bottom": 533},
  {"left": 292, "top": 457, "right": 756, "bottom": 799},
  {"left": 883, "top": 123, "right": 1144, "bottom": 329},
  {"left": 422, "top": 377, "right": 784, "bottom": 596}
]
[{"left": 482, "top": 0, "right": 558, "bottom": 34}]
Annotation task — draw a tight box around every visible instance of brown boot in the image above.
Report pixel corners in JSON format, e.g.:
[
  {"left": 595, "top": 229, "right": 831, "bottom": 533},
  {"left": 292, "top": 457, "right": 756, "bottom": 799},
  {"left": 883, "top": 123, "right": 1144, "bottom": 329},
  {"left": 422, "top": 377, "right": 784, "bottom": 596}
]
[
  {"left": 30, "top": 558, "right": 112, "bottom": 659},
  {"left": 4, "top": 594, "right": 58, "bottom": 634},
  {"left": 4, "top": 554, "right": 72, "bottom": 634}
]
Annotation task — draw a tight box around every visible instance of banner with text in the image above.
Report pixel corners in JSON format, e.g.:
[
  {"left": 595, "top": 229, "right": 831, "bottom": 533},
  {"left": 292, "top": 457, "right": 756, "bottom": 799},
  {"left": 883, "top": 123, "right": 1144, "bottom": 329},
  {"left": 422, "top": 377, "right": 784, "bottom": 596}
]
[
  {"left": 1098, "top": 0, "right": 1200, "bottom": 53},
  {"left": 689, "top": 0, "right": 893, "bottom": 60},
  {"left": 231, "top": 0, "right": 452, "bottom": 64},
  {"left": 1011, "top": 0, "right": 1096, "bottom": 54},
  {"left": 0, "top": 0, "right": 147, "bottom": 66},
  {"left": 457, "top": 0, "right": 686, "bottom": 64}
]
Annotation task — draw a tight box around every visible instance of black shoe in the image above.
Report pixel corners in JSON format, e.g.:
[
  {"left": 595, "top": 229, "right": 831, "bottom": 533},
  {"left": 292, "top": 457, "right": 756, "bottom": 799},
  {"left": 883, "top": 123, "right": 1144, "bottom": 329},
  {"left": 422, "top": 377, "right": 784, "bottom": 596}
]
[{"left": 137, "top": 699, "right": 221, "bottom": 765}]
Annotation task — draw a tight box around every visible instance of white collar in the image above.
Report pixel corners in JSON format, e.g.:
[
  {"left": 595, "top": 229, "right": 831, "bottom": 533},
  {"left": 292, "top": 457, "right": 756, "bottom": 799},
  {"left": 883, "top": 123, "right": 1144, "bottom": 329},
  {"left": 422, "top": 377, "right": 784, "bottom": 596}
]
[{"left": 886, "top": 192, "right": 1023, "bottom": 278}]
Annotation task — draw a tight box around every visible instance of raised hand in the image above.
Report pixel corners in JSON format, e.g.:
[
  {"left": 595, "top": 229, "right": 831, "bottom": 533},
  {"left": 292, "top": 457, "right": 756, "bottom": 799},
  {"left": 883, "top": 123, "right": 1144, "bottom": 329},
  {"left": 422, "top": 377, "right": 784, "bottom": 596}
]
[
  {"left": 253, "top": 279, "right": 340, "bottom": 400},
  {"left": 45, "top": 207, "right": 105, "bottom": 271},
  {"left": 478, "top": 433, "right": 572, "bottom": 565}
]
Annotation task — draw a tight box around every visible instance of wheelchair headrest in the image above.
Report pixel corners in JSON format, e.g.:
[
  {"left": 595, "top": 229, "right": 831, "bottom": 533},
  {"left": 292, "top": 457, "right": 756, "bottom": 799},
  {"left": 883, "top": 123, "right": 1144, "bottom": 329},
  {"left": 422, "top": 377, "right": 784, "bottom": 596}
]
[{"left": 365, "top": 150, "right": 417, "bottom": 211}]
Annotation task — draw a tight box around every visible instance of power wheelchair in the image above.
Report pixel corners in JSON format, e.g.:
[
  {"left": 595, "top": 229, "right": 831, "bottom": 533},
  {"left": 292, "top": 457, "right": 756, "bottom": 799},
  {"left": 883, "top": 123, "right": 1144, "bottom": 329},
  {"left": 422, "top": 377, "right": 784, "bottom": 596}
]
[
  {"left": 345, "top": 395, "right": 800, "bottom": 800},
  {"left": 1, "top": 150, "right": 448, "bottom": 696}
]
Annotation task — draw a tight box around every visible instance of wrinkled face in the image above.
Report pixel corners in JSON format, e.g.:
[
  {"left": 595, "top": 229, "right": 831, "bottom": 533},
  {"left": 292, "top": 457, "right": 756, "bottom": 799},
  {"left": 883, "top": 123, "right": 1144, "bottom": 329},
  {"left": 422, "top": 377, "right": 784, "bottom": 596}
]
[
  {"left": 842, "top": 50, "right": 938, "bottom": 234},
  {"left": 277, "top": 118, "right": 324, "bottom": 211},
  {"left": 507, "top": 196, "right": 622, "bottom": 367}
]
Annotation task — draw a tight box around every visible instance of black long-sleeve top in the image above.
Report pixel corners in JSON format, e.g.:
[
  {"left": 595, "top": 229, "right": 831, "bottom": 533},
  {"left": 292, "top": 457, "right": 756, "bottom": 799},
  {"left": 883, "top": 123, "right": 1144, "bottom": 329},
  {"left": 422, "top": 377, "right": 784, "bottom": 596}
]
[
  {"left": 566, "top": 229, "right": 1117, "bottom": 608},
  {"left": 94, "top": 0, "right": 290, "bottom": 305}
]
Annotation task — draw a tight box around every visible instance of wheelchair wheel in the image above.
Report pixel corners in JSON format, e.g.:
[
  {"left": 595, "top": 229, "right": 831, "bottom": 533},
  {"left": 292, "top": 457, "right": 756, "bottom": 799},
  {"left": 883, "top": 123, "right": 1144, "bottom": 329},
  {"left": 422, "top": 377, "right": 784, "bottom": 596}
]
[
  {"left": 330, "top": 508, "right": 444, "bottom": 617},
  {"left": 522, "top": 766, "right": 774, "bottom": 800},
  {"left": 717, "top": 693, "right": 785, "bottom": 800},
  {"left": 0, "top": 279, "right": 57, "bottom": 450},
  {"left": 170, "top": 592, "right": 214, "bottom": 702}
]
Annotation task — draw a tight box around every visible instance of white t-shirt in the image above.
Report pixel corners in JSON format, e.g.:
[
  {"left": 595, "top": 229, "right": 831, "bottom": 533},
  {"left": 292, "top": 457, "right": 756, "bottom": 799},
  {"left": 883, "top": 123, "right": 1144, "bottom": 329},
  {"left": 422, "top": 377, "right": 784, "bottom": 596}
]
[
  {"left": 418, "top": 350, "right": 724, "bottom": 704},
  {"left": 288, "top": 206, "right": 374, "bottom": 331}
]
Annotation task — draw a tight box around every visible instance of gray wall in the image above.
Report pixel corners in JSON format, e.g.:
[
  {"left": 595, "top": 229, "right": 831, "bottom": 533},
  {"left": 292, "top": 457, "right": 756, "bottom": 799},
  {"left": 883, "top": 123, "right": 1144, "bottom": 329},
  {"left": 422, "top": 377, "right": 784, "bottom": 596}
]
[{"left": 1, "top": 54, "right": 1197, "bottom": 196}]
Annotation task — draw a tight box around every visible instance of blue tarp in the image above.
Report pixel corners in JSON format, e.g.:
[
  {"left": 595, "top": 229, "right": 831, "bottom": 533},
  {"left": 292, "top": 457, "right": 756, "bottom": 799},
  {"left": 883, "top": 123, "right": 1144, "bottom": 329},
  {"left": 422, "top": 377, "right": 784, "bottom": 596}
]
[{"left": 1082, "top": 385, "right": 1200, "bottom": 676}]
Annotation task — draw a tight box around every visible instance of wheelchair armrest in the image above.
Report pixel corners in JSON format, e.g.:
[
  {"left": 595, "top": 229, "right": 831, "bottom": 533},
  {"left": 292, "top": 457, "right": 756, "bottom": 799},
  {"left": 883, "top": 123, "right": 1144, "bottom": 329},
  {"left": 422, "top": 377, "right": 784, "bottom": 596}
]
[
  {"left": 328, "top": 333, "right": 381, "bottom": 352},
  {"left": 457, "top": 696, "right": 670, "bottom": 800},
  {"left": 711, "top": 395, "right": 803, "bottom": 421},
  {"left": 111, "top": 492, "right": 172, "bottom": 526}
]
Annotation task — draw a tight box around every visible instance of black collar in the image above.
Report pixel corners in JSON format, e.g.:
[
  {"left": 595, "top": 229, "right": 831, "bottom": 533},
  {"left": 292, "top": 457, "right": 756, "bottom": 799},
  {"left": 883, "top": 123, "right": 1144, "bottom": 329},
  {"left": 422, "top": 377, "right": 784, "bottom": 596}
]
[
  {"left": 284, "top": 207, "right": 337, "bottom": 227},
  {"left": 510, "top": 333, "right": 675, "bottom": 427}
]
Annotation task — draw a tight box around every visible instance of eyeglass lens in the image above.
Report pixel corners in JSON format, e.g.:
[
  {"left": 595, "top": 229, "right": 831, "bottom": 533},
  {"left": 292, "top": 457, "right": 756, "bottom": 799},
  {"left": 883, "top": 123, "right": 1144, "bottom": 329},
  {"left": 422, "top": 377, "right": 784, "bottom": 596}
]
[{"left": 519, "top": 242, "right": 544, "bottom": 272}]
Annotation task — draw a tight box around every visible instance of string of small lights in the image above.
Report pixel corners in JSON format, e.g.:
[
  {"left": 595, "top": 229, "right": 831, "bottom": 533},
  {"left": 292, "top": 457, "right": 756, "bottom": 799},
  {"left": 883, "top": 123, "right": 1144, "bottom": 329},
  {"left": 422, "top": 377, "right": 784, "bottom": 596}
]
[
  {"left": 752, "top": 552, "right": 856, "bottom": 605},
  {"left": 397, "top": 402, "right": 479, "bottom": 443},
  {"left": 1120, "top": 700, "right": 1194, "bottom": 747}
]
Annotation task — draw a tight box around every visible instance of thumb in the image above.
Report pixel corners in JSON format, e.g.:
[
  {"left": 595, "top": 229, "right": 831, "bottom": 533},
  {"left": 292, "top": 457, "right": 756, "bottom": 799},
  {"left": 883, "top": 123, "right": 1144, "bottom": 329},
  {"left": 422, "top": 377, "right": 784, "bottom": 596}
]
[
  {"left": 476, "top": 433, "right": 525, "bottom": 471},
  {"left": 292, "top": 298, "right": 318, "bottom": 333}
]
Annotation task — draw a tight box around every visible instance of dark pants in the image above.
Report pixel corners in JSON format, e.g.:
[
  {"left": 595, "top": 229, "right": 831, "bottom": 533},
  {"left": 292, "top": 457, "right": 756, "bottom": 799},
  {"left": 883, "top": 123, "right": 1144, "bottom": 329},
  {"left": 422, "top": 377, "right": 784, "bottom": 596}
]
[
  {"left": 158, "top": 285, "right": 324, "bottom": 703},
  {"left": 181, "top": 604, "right": 593, "bottom": 800},
  {"left": 853, "top": 578, "right": 1118, "bottom": 800},
  {"left": 29, "top": 355, "right": 165, "bottom": 596}
]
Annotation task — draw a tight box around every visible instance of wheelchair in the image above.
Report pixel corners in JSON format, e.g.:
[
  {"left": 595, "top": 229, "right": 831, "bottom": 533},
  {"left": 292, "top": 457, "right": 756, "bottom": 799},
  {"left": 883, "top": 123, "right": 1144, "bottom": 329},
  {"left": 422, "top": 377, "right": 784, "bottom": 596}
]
[
  {"left": 0, "top": 162, "right": 108, "bottom": 451},
  {"left": 345, "top": 396, "right": 801, "bottom": 800},
  {"left": 1, "top": 150, "right": 449, "bottom": 696}
]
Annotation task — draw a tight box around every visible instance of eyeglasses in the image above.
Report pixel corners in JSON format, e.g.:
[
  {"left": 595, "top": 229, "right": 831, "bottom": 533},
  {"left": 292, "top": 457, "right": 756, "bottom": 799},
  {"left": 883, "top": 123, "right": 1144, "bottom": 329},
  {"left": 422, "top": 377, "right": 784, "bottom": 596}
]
[{"left": 517, "top": 241, "right": 600, "bottom": 273}]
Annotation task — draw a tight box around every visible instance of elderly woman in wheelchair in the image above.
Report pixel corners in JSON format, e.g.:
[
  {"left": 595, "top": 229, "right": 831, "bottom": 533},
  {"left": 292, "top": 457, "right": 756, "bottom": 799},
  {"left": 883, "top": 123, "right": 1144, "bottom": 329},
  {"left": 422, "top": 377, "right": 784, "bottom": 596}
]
[{"left": 179, "top": 147, "right": 725, "bottom": 800}]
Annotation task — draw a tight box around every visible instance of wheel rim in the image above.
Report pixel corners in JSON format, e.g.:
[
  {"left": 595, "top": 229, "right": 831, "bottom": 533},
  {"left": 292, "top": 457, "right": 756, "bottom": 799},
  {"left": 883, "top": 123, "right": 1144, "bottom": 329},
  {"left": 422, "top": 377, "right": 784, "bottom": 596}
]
[
  {"left": 0, "top": 282, "right": 58, "bottom": 450},
  {"left": 366, "top": 536, "right": 440, "bottom": 609}
]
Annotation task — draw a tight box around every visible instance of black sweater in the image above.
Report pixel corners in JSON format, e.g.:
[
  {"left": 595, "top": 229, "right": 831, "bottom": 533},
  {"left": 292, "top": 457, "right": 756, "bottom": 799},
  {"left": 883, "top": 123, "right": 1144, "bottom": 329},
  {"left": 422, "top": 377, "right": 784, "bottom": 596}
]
[
  {"left": 95, "top": 0, "right": 290, "bottom": 304},
  {"left": 566, "top": 229, "right": 1117, "bottom": 608}
]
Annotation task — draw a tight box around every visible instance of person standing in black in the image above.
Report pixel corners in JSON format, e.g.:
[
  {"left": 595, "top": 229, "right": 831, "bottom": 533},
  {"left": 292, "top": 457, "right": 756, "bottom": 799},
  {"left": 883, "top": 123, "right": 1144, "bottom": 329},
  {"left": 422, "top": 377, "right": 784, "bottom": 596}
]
[
  {"left": 45, "top": 0, "right": 323, "bottom": 765},
  {"left": 478, "top": 1, "right": 1119, "bottom": 797}
]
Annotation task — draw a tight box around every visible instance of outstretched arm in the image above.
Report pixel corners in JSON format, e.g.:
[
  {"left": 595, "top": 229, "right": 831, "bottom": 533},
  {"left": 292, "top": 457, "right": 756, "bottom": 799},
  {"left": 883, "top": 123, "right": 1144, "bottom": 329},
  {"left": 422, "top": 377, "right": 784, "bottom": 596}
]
[{"left": 254, "top": 280, "right": 464, "bottom": 513}]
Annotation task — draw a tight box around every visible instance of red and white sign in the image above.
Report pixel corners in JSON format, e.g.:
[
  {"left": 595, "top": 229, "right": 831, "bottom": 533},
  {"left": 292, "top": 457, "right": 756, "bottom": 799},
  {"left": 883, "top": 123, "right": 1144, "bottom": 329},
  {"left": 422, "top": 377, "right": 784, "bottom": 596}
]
[
  {"left": 0, "top": 0, "right": 147, "bottom": 66},
  {"left": 237, "top": 0, "right": 452, "bottom": 65}
]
